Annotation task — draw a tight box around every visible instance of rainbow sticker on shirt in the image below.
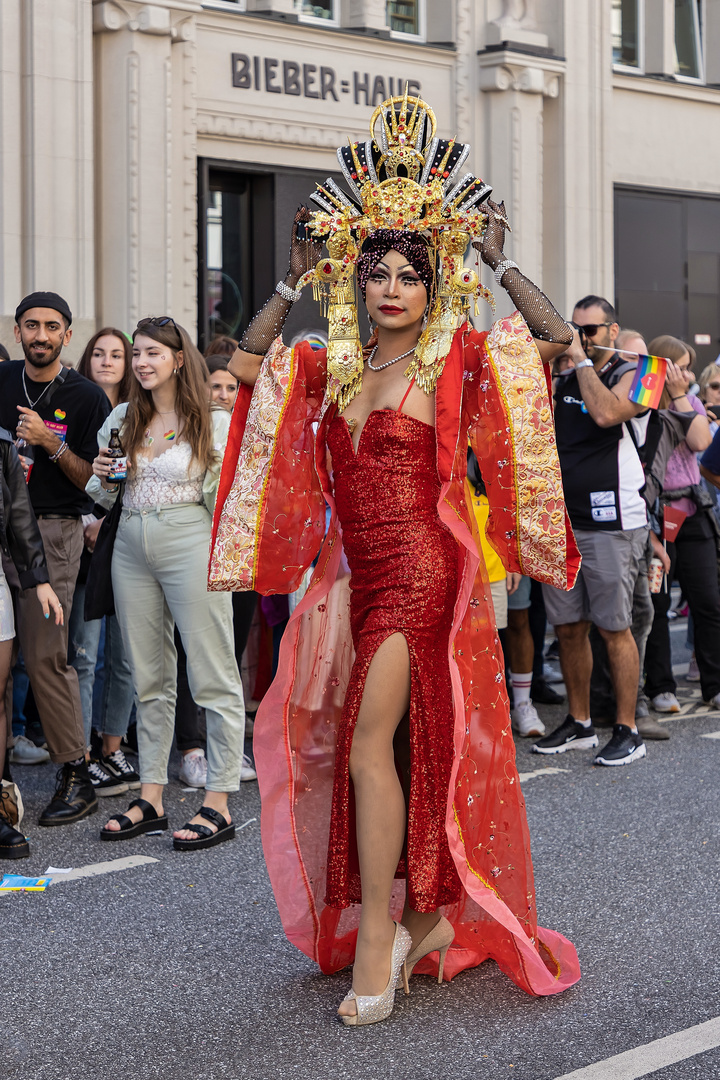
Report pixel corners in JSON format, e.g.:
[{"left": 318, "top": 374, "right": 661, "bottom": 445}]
[
  {"left": 627, "top": 354, "right": 668, "bottom": 410},
  {"left": 54, "top": 409, "right": 66, "bottom": 421}
]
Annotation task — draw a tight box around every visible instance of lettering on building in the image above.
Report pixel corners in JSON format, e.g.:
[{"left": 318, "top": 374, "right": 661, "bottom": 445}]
[{"left": 231, "top": 55, "right": 421, "bottom": 105}]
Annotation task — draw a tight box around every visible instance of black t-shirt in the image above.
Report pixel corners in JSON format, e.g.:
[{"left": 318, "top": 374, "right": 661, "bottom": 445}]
[
  {"left": 553, "top": 355, "right": 648, "bottom": 532},
  {"left": 0, "top": 361, "right": 111, "bottom": 516}
]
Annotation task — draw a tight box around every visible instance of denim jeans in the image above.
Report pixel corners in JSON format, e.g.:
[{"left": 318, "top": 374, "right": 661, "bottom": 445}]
[{"left": 69, "top": 580, "right": 135, "bottom": 747}]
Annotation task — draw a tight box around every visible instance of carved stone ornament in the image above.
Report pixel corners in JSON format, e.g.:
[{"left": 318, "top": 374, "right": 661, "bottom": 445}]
[{"left": 478, "top": 57, "right": 563, "bottom": 98}]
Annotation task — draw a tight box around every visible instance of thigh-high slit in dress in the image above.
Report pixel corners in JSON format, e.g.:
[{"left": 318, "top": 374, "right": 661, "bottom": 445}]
[
  {"left": 209, "top": 323, "right": 583, "bottom": 995},
  {"left": 325, "top": 405, "right": 461, "bottom": 912}
]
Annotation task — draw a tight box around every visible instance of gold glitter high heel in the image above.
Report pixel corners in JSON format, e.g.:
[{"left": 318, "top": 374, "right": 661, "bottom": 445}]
[
  {"left": 339, "top": 921, "right": 412, "bottom": 1027},
  {"left": 396, "top": 916, "right": 455, "bottom": 990}
]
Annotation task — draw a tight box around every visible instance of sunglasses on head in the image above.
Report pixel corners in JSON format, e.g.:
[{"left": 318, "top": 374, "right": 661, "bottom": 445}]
[
  {"left": 572, "top": 321, "right": 613, "bottom": 337},
  {"left": 137, "top": 316, "right": 177, "bottom": 330}
]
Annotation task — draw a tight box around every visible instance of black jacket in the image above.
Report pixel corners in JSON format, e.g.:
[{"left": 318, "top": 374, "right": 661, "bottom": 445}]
[{"left": 0, "top": 428, "right": 49, "bottom": 589}]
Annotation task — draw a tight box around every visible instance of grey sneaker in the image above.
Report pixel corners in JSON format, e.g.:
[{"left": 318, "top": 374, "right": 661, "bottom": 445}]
[
  {"left": 8, "top": 734, "right": 50, "bottom": 766},
  {"left": 651, "top": 692, "right": 680, "bottom": 713},
  {"left": 241, "top": 753, "right": 257, "bottom": 782},
  {"left": 709, "top": 692, "right": 720, "bottom": 710},
  {"left": 511, "top": 701, "right": 545, "bottom": 738},
  {"left": 178, "top": 749, "right": 207, "bottom": 788}
]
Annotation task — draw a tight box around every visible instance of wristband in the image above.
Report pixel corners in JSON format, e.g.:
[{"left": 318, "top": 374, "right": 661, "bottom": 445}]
[
  {"left": 493, "top": 260, "right": 519, "bottom": 286},
  {"left": 575, "top": 359, "right": 594, "bottom": 370},
  {"left": 49, "top": 441, "right": 69, "bottom": 463},
  {"left": 275, "top": 280, "right": 302, "bottom": 303}
]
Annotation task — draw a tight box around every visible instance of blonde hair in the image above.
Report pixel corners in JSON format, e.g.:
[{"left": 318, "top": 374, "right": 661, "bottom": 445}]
[
  {"left": 698, "top": 362, "right": 720, "bottom": 401},
  {"left": 648, "top": 335, "right": 695, "bottom": 411}
]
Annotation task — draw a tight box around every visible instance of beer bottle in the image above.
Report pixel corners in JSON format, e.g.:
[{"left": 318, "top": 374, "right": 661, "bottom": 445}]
[{"left": 107, "top": 428, "right": 127, "bottom": 482}]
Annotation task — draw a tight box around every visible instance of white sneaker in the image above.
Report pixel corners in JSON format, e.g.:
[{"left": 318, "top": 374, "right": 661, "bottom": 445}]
[
  {"left": 8, "top": 734, "right": 50, "bottom": 765},
  {"left": 241, "top": 753, "right": 257, "bottom": 782},
  {"left": 178, "top": 749, "right": 207, "bottom": 788},
  {"left": 511, "top": 701, "right": 545, "bottom": 738},
  {"left": 651, "top": 692, "right": 680, "bottom": 713}
]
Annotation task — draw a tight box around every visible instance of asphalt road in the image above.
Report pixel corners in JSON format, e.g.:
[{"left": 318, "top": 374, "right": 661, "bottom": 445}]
[{"left": 2, "top": 622, "right": 718, "bottom": 1080}]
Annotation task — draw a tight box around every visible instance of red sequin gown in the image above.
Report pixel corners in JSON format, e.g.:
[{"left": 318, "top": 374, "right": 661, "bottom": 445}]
[{"left": 325, "top": 406, "right": 462, "bottom": 911}]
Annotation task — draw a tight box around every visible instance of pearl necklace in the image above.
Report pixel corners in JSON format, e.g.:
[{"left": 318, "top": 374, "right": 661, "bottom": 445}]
[{"left": 366, "top": 345, "right": 416, "bottom": 371}]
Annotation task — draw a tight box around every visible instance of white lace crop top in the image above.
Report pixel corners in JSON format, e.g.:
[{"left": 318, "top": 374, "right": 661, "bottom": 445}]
[{"left": 123, "top": 441, "right": 204, "bottom": 509}]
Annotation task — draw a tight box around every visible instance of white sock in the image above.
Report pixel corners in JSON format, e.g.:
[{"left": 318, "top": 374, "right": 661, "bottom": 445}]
[
  {"left": 575, "top": 717, "right": 592, "bottom": 728},
  {"left": 510, "top": 671, "right": 532, "bottom": 707}
]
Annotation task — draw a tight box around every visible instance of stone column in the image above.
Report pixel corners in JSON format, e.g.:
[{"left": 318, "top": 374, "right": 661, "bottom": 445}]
[
  {"left": 0, "top": 0, "right": 95, "bottom": 360},
  {"left": 93, "top": 0, "right": 200, "bottom": 335},
  {"left": 478, "top": 49, "right": 564, "bottom": 319}
]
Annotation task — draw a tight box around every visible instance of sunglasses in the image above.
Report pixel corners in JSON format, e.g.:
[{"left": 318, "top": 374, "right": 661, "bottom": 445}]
[
  {"left": 572, "top": 321, "right": 613, "bottom": 337},
  {"left": 706, "top": 382, "right": 720, "bottom": 391},
  {"left": 137, "top": 316, "right": 177, "bottom": 329}
]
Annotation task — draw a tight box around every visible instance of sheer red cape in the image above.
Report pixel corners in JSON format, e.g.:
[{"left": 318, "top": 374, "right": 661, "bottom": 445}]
[{"left": 209, "top": 315, "right": 581, "bottom": 995}]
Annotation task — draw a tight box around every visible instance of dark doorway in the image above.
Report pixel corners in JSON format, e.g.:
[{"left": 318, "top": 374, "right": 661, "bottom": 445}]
[
  {"left": 614, "top": 186, "right": 720, "bottom": 370},
  {"left": 198, "top": 163, "right": 274, "bottom": 353}
]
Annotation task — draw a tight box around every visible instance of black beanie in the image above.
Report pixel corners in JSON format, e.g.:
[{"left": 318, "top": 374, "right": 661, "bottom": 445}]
[{"left": 15, "top": 291, "right": 72, "bottom": 326}]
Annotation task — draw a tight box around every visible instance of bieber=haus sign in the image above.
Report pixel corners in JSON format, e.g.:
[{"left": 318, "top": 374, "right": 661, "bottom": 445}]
[
  {"left": 195, "top": 16, "right": 454, "bottom": 145},
  {"left": 231, "top": 54, "right": 421, "bottom": 107}
]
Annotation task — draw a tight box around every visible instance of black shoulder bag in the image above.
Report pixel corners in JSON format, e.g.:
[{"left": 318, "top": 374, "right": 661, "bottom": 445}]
[{"left": 84, "top": 483, "right": 124, "bottom": 621}]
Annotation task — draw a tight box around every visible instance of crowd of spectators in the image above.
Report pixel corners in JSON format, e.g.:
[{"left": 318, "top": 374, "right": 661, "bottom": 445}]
[{"left": 2, "top": 285, "right": 719, "bottom": 858}]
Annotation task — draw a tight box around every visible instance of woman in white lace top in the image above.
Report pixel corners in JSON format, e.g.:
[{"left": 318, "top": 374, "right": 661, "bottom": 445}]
[{"left": 87, "top": 317, "right": 246, "bottom": 850}]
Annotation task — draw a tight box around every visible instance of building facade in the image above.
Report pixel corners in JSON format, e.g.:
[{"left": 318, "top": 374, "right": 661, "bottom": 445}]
[{"left": 1, "top": 0, "right": 720, "bottom": 364}]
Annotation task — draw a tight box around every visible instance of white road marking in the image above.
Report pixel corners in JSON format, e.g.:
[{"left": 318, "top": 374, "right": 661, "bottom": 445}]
[
  {"left": 518, "top": 766, "right": 568, "bottom": 783},
  {"left": 552, "top": 1015, "right": 720, "bottom": 1079},
  {"left": 700, "top": 730, "right": 720, "bottom": 740},
  {"left": 49, "top": 855, "right": 158, "bottom": 885}
]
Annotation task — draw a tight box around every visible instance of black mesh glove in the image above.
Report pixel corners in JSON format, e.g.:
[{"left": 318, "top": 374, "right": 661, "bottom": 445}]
[
  {"left": 239, "top": 207, "right": 324, "bottom": 356},
  {"left": 477, "top": 199, "right": 573, "bottom": 345}
]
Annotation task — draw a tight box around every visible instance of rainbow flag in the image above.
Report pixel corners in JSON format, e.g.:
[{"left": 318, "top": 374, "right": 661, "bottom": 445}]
[{"left": 627, "top": 354, "right": 668, "bottom": 409}]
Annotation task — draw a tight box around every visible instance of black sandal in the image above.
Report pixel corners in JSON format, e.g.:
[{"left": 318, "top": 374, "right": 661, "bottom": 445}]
[
  {"left": 100, "top": 798, "right": 168, "bottom": 842},
  {"left": 172, "top": 806, "right": 235, "bottom": 851}
]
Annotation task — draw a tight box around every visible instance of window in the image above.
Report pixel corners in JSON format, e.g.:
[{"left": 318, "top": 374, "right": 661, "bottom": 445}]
[
  {"left": 674, "top": 0, "right": 703, "bottom": 80},
  {"left": 202, "top": 0, "right": 246, "bottom": 11},
  {"left": 612, "top": 0, "right": 641, "bottom": 69},
  {"left": 387, "top": 0, "right": 424, "bottom": 39},
  {"left": 294, "top": 0, "right": 337, "bottom": 23}
]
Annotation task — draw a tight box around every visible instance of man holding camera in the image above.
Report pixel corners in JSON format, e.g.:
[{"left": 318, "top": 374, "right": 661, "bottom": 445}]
[{"left": 534, "top": 295, "right": 649, "bottom": 766}]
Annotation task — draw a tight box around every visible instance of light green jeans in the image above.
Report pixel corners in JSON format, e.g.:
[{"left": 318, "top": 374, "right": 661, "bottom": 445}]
[{"left": 112, "top": 502, "right": 244, "bottom": 791}]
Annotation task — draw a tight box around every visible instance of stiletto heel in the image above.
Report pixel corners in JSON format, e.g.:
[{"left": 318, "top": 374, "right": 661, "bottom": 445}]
[
  {"left": 339, "top": 921, "right": 412, "bottom": 1027},
  {"left": 396, "top": 915, "right": 455, "bottom": 990}
]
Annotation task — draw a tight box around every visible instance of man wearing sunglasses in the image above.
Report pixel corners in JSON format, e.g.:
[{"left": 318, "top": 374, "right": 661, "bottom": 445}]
[{"left": 534, "top": 295, "right": 650, "bottom": 767}]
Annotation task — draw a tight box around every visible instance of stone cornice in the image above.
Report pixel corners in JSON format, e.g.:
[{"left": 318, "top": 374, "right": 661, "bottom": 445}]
[{"left": 477, "top": 48, "right": 565, "bottom": 97}]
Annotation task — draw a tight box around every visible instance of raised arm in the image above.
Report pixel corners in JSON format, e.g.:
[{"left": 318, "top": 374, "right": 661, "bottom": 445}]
[
  {"left": 229, "top": 207, "right": 324, "bottom": 387},
  {"left": 477, "top": 199, "right": 573, "bottom": 363}
]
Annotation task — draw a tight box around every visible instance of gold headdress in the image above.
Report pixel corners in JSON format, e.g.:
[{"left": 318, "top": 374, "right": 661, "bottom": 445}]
[{"left": 297, "top": 89, "right": 497, "bottom": 410}]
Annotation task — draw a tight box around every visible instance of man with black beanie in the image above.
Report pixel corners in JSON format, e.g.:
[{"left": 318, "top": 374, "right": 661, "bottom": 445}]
[{"left": 4, "top": 292, "right": 110, "bottom": 824}]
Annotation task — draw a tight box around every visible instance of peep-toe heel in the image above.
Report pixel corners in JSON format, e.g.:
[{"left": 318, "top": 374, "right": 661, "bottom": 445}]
[
  {"left": 339, "top": 921, "right": 412, "bottom": 1027},
  {"left": 396, "top": 915, "right": 455, "bottom": 990}
]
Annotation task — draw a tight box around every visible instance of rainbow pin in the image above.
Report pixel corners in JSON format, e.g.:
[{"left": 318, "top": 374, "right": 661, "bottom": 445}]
[{"left": 163, "top": 430, "right": 176, "bottom": 441}]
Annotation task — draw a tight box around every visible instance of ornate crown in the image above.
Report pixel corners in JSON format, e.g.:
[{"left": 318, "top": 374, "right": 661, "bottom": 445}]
[{"left": 297, "top": 90, "right": 497, "bottom": 409}]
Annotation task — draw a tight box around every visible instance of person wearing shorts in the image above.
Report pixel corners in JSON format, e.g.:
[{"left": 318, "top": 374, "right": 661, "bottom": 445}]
[{"left": 535, "top": 298, "right": 650, "bottom": 766}]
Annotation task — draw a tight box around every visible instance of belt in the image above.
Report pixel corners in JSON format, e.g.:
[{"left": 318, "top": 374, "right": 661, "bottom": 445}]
[
  {"left": 36, "top": 513, "right": 81, "bottom": 521},
  {"left": 121, "top": 502, "right": 204, "bottom": 515}
]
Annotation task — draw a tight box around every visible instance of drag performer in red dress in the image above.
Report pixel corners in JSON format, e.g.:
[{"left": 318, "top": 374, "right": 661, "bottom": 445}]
[{"left": 210, "top": 92, "right": 582, "bottom": 1025}]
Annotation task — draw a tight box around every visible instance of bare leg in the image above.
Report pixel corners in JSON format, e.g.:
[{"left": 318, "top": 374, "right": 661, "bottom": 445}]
[
  {"left": 506, "top": 609, "right": 535, "bottom": 673},
  {"left": 556, "top": 621, "right": 592, "bottom": 720},
  {"left": 101, "top": 734, "right": 122, "bottom": 756},
  {"left": 337, "top": 633, "right": 412, "bottom": 1020},
  {"left": 598, "top": 626, "right": 639, "bottom": 729}
]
